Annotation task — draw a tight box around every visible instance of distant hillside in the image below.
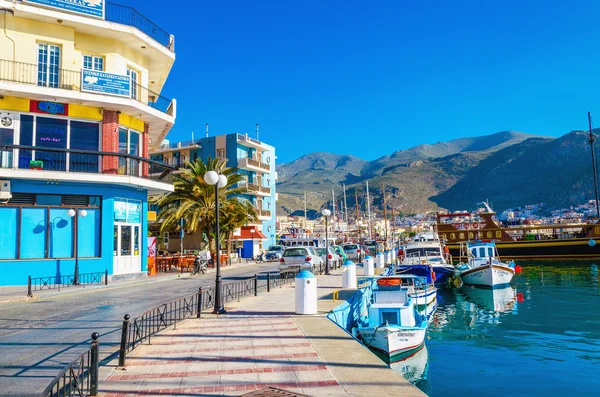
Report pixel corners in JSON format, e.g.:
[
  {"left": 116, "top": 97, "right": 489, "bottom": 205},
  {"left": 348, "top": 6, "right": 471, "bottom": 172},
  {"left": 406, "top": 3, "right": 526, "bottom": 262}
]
[{"left": 277, "top": 131, "right": 551, "bottom": 216}]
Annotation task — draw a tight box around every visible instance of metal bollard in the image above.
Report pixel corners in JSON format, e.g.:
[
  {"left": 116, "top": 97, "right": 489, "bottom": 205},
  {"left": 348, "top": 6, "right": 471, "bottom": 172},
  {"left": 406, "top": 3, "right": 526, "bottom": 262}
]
[
  {"left": 117, "top": 314, "right": 130, "bottom": 368},
  {"left": 196, "top": 287, "right": 202, "bottom": 318},
  {"left": 105, "top": 269, "right": 108, "bottom": 285},
  {"left": 267, "top": 272, "right": 271, "bottom": 292},
  {"left": 27, "top": 276, "right": 33, "bottom": 298},
  {"left": 254, "top": 274, "right": 258, "bottom": 296},
  {"left": 90, "top": 332, "right": 99, "bottom": 396}
]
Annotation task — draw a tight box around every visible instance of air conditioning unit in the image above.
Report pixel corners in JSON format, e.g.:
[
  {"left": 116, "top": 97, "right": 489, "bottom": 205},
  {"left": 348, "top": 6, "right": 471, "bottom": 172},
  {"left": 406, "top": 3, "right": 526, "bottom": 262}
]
[{"left": 0, "top": 180, "right": 11, "bottom": 200}]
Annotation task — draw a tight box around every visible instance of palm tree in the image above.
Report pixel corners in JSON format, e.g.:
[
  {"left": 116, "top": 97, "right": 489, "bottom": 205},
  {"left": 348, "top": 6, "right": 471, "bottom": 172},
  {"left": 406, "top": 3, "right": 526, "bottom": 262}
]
[{"left": 157, "top": 157, "right": 257, "bottom": 255}]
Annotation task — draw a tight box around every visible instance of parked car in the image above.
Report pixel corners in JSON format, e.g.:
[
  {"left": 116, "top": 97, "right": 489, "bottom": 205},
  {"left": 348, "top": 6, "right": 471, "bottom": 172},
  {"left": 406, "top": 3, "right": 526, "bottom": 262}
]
[
  {"left": 364, "top": 240, "right": 383, "bottom": 255},
  {"left": 279, "top": 246, "right": 323, "bottom": 270},
  {"left": 332, "top": 245, "right": 348, "bottom": 262},
  {"left": 315, "top": 247, "right": 340, "bottom": 269},
  {"left": 265, "top": 245, "right": 285, "bottom": 261},
  {"left": 342, "top": 243, "right": 363, "bottom": 261}
]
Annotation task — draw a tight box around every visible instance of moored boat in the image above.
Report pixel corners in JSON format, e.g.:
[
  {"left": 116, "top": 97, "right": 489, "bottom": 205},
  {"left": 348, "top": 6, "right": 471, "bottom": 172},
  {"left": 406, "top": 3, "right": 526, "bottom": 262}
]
[
  {"left": 457, "top": 240, "right": 515, "bottom": 287},
  {"left": 400, "top": 232, "right": 456, "bottom": 286},
  {"left": 390, "top": 265, "right": 437, "bottom": 306},
  {"left": 355, "top": 276, "right": 428, "bottom": 363}
]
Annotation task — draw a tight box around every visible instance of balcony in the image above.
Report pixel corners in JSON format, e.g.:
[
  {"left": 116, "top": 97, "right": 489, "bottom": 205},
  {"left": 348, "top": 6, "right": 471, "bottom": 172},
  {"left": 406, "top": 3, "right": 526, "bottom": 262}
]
[
  {"left": 0, "top": 144, "right": 175, "bottom": 192},
  {"left": 156, "top": 139, "right": 203, "bottom": 152},
  {"left": 238, "top": 157, "right": 271, "bottom": 173},
  {"left": 255, "top": 208, "right": 272, "bottom": 221},
  {"left": 237, "top": 134, "right": 272, "bottom": 151},
  {"left": 0, "top": 59, "right": 174, "bottom": 116},
  {"left": 239, "top": 182, "right": 271, "bottom": 197},
  {"left": 105, "top": 2, "right": 174, "bottom": 52}
]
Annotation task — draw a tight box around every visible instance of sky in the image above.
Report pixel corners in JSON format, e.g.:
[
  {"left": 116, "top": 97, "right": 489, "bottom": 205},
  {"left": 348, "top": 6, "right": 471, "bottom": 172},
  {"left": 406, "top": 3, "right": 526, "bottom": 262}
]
[{"left": 139, "top": 0, "right": 600, "bottom": 163}]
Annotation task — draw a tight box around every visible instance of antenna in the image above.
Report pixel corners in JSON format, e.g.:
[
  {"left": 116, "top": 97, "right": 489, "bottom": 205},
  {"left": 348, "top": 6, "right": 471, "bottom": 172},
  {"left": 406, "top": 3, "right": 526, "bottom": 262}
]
[
  {"left": 256, "top": 123, "right": 259, "bottom": 141},
  {"left": 205, "top": 123, "right": 209, "bottom": 138}
]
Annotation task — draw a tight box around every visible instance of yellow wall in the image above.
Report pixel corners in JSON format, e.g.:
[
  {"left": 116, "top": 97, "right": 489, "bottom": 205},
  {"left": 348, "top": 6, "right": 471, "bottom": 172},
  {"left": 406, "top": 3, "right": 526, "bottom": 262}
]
[
  {"left": 0, "top": 15, "right": 149, "bottom": 85},
  {"left": 119, "top": 113, "right": 145, "bottom": 132},
  {"left": 0, "top": 96, "right": 29, "bottom": 112}
]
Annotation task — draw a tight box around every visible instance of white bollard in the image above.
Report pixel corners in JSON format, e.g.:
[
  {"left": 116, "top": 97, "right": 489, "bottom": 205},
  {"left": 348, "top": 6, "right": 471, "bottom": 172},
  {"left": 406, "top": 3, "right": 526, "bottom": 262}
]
[
  {"left": 391, "top": 248, "right": 397, "bottom": 263},
  {"left": 384, "top": 250, "right": 391, "bottom": 265},
  {"left": 363, "top": 255, "right": 374, "bottom": 276},
  {"left": 342, "top": 260, "right": 357, "bottom": 289},
  {"left": 295, "top": 270, "right": 317, "bottom": 315},
  {"left": 376, "top": 252, "right": 385, "bottom": 268}
]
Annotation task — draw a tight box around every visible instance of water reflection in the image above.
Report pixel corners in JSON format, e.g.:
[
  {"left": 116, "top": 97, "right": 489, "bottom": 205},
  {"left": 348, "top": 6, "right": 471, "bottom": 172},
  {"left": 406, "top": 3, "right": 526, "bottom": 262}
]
[{"left": 390, "top": 344, "right": 431, "bottom": 394}]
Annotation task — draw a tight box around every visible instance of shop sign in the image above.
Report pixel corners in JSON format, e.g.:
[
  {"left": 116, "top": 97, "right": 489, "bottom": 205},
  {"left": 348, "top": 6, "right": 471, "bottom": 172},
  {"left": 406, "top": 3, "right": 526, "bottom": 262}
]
[
  {"left": 30, "top": 100, "right": 68, "bottom": 116},
  {"left": 24, "top": 0, "right": 105, "bottom": 18},
  {"left": 114, "top": 199, "right": 127, "bottom": 222},
  {"left": 0, "top": 112, "right": 15, "bottom": 129},
  {"left": 82, "top": 69, "right": 131, "bottom": 98},
  {"left": 126, "top": 200, "right": 141, "bottom": 223}
]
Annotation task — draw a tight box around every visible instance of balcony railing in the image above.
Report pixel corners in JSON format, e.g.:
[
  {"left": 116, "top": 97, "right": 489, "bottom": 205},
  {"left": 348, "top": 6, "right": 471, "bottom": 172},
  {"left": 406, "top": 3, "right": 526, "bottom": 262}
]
[
  {"left": 242, "top": 182, "right": 270, "bottom": 195},
  {"left": 0, "top": 144, "right": 175, "bottom": 184},
  {"left": 157, "top": 139, "right": 203, "bottom": 151},
  {"left": 105, "top": 2, "right": 174, "bottom": 51},
  {"left": 256, "top": 209, "right": 271, "bottom": 218},
  {"left": 0, "top": 59, "right": 174, "bottom": 116}
]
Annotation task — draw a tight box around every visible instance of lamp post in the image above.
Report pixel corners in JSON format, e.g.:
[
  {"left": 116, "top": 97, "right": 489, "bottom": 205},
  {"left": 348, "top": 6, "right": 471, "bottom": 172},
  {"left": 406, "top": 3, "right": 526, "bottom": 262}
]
[
  {"left": 68, "top": 208, "right": 87, "bottom": 285},
  {"left": 250, "top": 229, "right": 256, "bottom": 260},
  {"left": 322, "top": 209, "right": 331, "bottom": 275},
  {"left": 204, "top": 170, "right": 228, "bottom": 314}
]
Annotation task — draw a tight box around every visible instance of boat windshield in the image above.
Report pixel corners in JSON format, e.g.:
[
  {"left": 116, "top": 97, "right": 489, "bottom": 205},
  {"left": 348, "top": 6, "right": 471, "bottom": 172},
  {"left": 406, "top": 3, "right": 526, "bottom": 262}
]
[
  {"left": 405, "top": 248, "right": 442, "bottom": 258},
  {"left": 470, "top": 246, "right": 496, "bottom": 258}
]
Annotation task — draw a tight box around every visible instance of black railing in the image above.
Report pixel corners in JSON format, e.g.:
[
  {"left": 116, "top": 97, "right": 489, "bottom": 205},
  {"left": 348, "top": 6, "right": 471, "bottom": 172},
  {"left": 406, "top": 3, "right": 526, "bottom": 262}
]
[
  {"left": 27, "top": 270, "right": 108, "bottom": 297},
  {"left": 41, "top": 333, "right": 100, "bottom": 397},
  {"left": 0, "top": 59, "right": 174, "bottom": 115},
  {"left": 117, "top": 267, "right": 309, "bottom": 368},
  {"left": 105, "top": 2, "right": 174, "bottom": 51},
  {"left": 0, "top": 144, "right": 175, "bottom": 183}
]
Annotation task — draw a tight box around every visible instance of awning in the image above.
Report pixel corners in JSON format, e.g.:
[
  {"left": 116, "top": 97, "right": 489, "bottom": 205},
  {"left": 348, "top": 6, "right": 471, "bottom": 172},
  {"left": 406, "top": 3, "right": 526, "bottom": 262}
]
[{"left": 232, "top": 226, "right": 268, "bottom": 240}]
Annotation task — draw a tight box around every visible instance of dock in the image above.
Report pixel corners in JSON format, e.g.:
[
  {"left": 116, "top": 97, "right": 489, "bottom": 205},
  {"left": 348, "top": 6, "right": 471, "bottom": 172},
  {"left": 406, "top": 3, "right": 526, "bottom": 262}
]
[{"left": 98, "top": 271, "right": 425, "bottom": 396}]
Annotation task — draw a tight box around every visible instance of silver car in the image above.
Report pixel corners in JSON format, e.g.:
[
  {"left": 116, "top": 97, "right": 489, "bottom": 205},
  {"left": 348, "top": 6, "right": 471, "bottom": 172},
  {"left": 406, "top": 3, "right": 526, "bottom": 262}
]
[
  {"left": 342, "top": 243, "right": 363, "bottom": 261},
  {"left": 279, "top": 246, "right": 323, "bottom": 270},
  {"left": 316, "top": 247, "right": 340, "bottom": 269}
]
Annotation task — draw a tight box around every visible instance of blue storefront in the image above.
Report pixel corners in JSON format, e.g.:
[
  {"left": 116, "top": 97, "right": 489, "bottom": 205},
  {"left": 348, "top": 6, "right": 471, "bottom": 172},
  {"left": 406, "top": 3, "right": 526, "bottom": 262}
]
[{"left": 0, "top": 179, "right": 148, "bottom": 286}]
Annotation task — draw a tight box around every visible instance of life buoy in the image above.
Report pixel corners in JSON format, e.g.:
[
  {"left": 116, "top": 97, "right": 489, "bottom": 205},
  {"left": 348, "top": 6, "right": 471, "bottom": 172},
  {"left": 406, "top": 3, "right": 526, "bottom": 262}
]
[
  {"left": 316, "top": 233, "right": 321, "bottom": 237},
  {"left": 431, "top": 270, "right": 437, "bottom": 282},
  {"left": 292, "top": 234, "right": 297, "bottom": 238},
  {"left": 472, "top": 223, "right": 479, "bottom": 229},
  {"left": 377, "top": 278, "right": 401, "bottom": 286},
  {"left": 444, "top": 246, "right": 449, "bottom": 254}
]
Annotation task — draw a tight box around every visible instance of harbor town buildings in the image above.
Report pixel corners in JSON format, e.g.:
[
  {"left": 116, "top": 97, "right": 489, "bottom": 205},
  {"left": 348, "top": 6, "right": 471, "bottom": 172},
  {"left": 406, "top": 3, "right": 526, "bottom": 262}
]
[{"left": 0, "top": 0, "right": 176, "bottom": 285}]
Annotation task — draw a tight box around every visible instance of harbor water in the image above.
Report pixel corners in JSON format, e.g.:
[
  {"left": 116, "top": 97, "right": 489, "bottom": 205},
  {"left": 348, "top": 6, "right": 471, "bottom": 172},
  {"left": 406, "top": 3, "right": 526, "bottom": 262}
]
[{"left": 391, "top": 262, "right": 600, "bottom": 396}]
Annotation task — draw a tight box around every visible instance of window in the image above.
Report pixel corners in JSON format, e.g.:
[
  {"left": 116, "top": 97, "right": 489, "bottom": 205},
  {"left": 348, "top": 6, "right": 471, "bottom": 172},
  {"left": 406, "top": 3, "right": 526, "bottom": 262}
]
[
  {"left": 487, "top": 231, "right": 493, "bottom": 238},
  {"left": 35, "top": 117, "right": 68, "bottom": 171},
  {"left": 0, "top": 127, "right": 13, "bottom": 168},
  {"left": 459, "top": 233, "right": 465, "bottom": 240},
  {"left": 450, "top": 233, "right": 456, "bottom": 240},
  {"left": 70, "top": 121, "right": 100, "bottom": 173},
  {"left": 496, "top": 231, "right": 502, "bottom": 238},
  {"left": 127, "top": 68, "right": 138, "bottom": 100},
  {"left": 118, "top": 127, "right": 142, "bottom": 176},
  {"left": 488, "top": 247, "right": 494, "bottom": 257},
  {"left": 217, "top": 149, "right": 225, "bottom": 159},
  {"left": 479, "top": 247, "right": 486, "bottom": 257},
  {"left": 381, "top": 311, "right": 399, "bottom": 325},
  {"left": 83, "top": 55, "right": 104, "bottom": 71},
  {"left": 469, "top": 232, "right": 474, "bottom": 239},
  {"left": 121, "top": 226, "right": 132, "bottom": 256},
  {"left": 38, "top": 43, "right": 61, "bottom": 88}
]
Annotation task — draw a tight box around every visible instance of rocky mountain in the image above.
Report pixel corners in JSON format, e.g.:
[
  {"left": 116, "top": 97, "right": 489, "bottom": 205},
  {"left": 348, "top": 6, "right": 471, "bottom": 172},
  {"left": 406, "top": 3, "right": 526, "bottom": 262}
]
[{"left": 275, "top": 130, "right": 580, "bottom": 216}]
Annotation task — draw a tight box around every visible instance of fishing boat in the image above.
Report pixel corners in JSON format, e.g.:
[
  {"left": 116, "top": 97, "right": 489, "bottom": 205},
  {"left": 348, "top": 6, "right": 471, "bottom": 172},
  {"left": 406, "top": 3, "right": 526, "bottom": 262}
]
[
  {"left": 388, "top": 264, "right": 437, "bottom": 306},
  {"left": 399, "top": 232, "right": 456, "bottom": 286},
  {"left": 354, "top": 276, "right": 428, "bottom": 363},
  {"left": 436, "top": 202, "right": 600, "bottom": 261},
  {"left": 456, "top": 240, "right": 516, "bottom": 287}
]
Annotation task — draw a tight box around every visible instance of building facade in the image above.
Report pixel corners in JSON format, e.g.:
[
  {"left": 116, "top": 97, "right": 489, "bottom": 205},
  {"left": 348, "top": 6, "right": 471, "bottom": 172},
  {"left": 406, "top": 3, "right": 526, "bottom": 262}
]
[
  {"left": 0, "top": 0, "right": 176, "bottom": 285},
  {"left": 150, "top": 133, "right": 277, "bottom": 252}
]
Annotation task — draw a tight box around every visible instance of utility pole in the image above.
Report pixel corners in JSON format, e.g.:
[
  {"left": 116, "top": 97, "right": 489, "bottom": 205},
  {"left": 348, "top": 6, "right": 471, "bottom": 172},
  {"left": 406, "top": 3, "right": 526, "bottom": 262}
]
[
  {"left": 382, "top": 184, "right": 388, "bottom": 245},
  {"left": 366, "top": 181, "right": 372, "bottom": 240},
  {"left": 588, "top": 112, "right": 600, "bottom": 221}
]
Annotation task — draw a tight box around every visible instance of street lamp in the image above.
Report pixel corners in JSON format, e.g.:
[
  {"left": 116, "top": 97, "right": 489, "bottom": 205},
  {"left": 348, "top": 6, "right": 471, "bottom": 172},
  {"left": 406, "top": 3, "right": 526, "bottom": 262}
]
[
  {"left": 250, "top": 229, "right": 256, "bottom": 260},
  {"left": 68, "top": 208, "right": 87, "bottom": 285},
  {"left": 322, "top": 209, "right": 331, "bottom": 275},
  {"left": 204, "top": 170, "right": 228, "bottom": 314}
]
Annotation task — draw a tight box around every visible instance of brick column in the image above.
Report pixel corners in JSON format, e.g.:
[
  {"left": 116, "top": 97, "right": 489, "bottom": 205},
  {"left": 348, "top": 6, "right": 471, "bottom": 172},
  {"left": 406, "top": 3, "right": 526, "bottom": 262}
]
[
  {"left": 102, "top": 110, "right": 119, "bottom": 175},
  {"left": 143, "top": 123, "right": 149, "bottom": 177}
]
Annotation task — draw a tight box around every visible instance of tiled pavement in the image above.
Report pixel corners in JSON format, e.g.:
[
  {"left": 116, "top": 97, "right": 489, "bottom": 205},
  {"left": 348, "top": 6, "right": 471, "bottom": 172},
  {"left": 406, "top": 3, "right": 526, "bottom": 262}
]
[{"left": 98, "top": 272, "right": 425, "bottom": 397}]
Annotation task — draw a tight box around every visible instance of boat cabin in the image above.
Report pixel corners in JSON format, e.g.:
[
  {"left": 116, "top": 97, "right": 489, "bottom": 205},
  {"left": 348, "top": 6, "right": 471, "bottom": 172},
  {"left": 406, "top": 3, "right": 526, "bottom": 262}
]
[
  {"left": 403, "top": 243, "right": 444, "bottom": 264},
  {"left": 461, "top": 241, "right": 501, "bottom": 266},
  {"left": 368, "top": 278, "right": 416, "bottom": 327}
]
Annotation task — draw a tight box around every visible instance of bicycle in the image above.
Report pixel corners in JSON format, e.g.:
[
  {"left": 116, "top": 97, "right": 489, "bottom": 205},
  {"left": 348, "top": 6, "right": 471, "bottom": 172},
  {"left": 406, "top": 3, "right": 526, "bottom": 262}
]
[{"left": 254, "top": 253, "right": 264, "bottom": 263}]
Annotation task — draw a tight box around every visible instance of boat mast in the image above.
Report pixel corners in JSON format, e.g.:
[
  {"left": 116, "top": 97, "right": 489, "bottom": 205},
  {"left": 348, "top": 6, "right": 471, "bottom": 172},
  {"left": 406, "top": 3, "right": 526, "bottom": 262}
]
[
  {"left": 588, "top": 112, "right": 600, "bottom": 222},
  {"left": 332, "top": 189, "right": 336, "bottom": 232},
  {"left": 382, "top": 183, "right": 388, "bottom": 244},
  {"left": 366, "top": 181, "right": 372, "bottom": 240},
  {"left": 304, "top": 191, "right": 307, "bottom": 229},
  {"left": 343, "top": 183, "right": 349, "bottom": 240}
]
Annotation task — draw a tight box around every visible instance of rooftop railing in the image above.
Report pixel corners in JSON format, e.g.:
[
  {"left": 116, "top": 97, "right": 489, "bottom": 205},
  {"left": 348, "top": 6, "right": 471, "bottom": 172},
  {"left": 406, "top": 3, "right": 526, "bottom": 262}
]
[
  {"left": 105, "top": 2, "right": 174, "bottom": 51},
  {"left": 0, "top": 59, "right": 174, "bottom": 116}
]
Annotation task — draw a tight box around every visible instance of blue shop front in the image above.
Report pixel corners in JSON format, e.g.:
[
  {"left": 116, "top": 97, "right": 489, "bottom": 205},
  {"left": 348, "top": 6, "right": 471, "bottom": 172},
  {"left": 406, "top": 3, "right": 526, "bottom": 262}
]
[{"left": 0, "top": 179, "right": 152, "bottom": 286}]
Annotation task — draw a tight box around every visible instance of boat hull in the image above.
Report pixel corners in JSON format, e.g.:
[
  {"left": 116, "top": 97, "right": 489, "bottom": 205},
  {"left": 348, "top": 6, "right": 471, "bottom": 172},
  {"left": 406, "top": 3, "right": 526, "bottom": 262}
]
[
  {"left": 359, "top": 326, "right": 426, "bottom": 363},
  {"left": 460, "top": 264, "right": 514, "bottom": 287},
  {"left": 448, "top": 238, "right": 600, "bottom": 261},
  {"left": 410, "top": 288, "right": 437, "bottom": 306},
  {"left": 432, "top": 265, "right": 454, "bottom": 286}
]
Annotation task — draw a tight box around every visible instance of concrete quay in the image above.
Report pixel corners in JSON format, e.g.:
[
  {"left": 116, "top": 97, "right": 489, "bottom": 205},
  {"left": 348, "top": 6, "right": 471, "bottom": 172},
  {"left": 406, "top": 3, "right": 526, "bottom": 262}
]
[{"left": 98, "top": 271, "right": 425, "bottom": 397}]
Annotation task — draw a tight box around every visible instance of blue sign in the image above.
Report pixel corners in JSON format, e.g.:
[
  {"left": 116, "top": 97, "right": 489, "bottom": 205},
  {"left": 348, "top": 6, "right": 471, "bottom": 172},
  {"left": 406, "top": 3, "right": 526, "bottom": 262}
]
[
  {"left": 81, "top": 69, "right": 131, "bottom": 98},
  {"left": 114, "top": 199, "right": 127, "bottom": 222},
  {"left": 25, "top": 0, "right": 104, "bottom": 18},
  {"left": 126, "top": 200, "right": 141, "bottom": 224}
]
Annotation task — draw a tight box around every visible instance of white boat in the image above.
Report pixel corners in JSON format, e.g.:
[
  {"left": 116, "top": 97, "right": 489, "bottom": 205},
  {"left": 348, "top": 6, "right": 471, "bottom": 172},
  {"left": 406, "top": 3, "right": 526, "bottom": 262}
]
[
  {"left": 355, "top": 277, "right": 428, "bottom": 363},
  {"left": 456, "top": 241, "right": 515, "bottom": 287},
  {"left": 460, "top": 285, "right": 517, "bottom": 313},
  {"left": 388, "top": 266, "right": 437, "bottom": 306},
  {"left": 400, "top": 232, "right": 455, "bottom": 286},
  {"left": 390, "top": 343, "right": 429, "bottom": 385}
]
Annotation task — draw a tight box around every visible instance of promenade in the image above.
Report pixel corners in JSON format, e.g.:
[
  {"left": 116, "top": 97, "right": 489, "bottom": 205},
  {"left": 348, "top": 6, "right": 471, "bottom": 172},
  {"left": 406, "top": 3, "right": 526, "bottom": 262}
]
[{"left": 98, "top": 271, "right": 425, "bottom": 397}]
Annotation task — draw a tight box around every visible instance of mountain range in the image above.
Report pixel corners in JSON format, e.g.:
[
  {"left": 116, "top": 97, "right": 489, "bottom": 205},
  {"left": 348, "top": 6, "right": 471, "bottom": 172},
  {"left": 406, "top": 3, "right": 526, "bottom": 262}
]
[{"left": 276, "top": 130, "right": 598, "bottom": 217}]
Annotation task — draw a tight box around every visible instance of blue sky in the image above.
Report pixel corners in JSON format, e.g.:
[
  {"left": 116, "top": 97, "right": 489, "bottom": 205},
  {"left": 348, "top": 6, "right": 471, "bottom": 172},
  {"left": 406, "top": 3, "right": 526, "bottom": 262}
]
[{"left": 141, "top": 0, "right": 600, "bottom": 163}]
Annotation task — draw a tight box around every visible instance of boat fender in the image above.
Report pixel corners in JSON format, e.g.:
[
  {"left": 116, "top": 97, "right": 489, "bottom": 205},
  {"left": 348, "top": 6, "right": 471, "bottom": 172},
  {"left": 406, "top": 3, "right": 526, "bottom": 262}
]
[{"left": 515, "top": 265, "right": 522, "bottom": 273}]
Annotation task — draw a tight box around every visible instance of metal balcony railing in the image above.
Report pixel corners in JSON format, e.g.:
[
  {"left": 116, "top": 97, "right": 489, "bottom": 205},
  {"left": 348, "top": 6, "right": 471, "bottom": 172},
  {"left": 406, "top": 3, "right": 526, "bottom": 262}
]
[
  {"left": 0, "top": 59, "right": 174, "bottom": 116},
  {"left": 256, "top": 209, "right": 271, "bottom": 218},
  {"left": 0, "top": 144, "right": 175, "bottom": 183},
  {"left": 105, "top": 2, "right": 174, "bottom": 51}
]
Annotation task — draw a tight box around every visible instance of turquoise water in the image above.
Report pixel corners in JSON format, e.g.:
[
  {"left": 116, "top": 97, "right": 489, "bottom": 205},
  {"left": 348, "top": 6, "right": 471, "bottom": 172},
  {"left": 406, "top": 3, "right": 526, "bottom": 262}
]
[{"left": 392, "top": 263, "right": 600, "bottom": 396}]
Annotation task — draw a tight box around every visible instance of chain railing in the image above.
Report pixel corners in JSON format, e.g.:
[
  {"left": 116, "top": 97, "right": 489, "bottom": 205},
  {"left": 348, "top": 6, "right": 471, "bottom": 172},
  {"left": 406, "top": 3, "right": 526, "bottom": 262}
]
[
  {"left": 41, "top": 333, "right": 100, "bottom": 397},
  {"left": 27, "top": 270, "right": 108, "bottom": 297}
]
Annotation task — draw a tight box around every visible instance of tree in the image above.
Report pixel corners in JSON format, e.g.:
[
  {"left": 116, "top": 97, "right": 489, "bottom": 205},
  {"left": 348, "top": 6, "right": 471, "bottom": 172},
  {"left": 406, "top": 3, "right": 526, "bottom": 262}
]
[{"left": 157, "top": 157, "right": 257, "bottom": 255}]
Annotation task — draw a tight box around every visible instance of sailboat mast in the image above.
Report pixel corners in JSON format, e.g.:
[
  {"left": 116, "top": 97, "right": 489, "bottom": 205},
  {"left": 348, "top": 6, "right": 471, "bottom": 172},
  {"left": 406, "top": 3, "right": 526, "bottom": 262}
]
[
  {"left": 304, "top": 191, "right": 307, "bottom": 228},
  {"left": 382, "top": 184, "right": 388, "bottom": 244},
  {"left": 366, "top": 181, "right": 372, "bottom": 240},
  {"left": 588, "top": 112, "right": 600, "bottom": 221},
  {"left": 332, "top": 189, "right": 336, "bottom": 232},
  {"left": 343, "top": 184, "right": 349, "bottom": 239}
]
